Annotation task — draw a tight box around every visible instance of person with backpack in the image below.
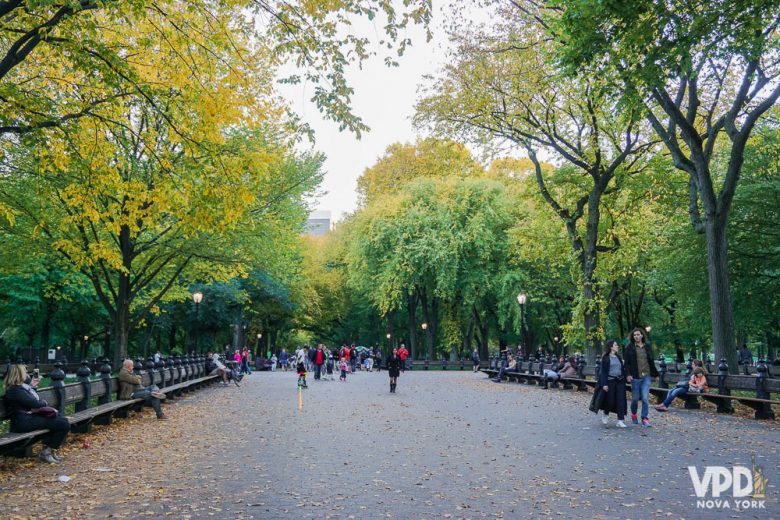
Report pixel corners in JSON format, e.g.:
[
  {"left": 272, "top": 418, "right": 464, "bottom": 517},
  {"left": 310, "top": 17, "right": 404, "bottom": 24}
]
[
  {"left": 296, "top": 348, "right": 308, "bottom": 388},
  {"left": 325, "top": 354, "right": 335, "bottom": 380},
  {"left": 349, "top": 344, "right": 358, "bottom": 373}
]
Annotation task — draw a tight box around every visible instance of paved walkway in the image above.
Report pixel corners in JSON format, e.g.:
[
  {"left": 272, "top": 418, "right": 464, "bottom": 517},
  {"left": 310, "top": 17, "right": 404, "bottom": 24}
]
[{"left": 0, "top": 370, "right": 777, "bottom": 519}]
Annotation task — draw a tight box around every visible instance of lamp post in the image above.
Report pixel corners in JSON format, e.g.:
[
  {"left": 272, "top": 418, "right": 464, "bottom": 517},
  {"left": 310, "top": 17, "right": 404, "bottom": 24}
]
[
  {"left": 256, "top": 333, "right": 262, "bottom": 358},
  {"left": 192, "top": 291, "right": 203, "bottom": 353},
  {"left": 517, "top": 292, "right": 527, "bottom": 352},
  {"left": 421, "top": 322, "right": 427, "bottom": 361},
  {"left": 386, "top": 333, "right": 392, "bottom": 356},
  {"left": 554, "top": 336, "right": 561, "bottom": 356}
]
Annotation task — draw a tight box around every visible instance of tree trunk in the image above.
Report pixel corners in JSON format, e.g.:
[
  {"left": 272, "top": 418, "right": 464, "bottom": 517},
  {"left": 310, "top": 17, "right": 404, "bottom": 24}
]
[
  {"left": 406, "top": 290, "right": 418, "bottom": 361},
  {"left": 704, "top": 218, "right": 738, "bottom": 371},
  {"left": 168, "top": 322, "right": 177, "bottom": 354}
]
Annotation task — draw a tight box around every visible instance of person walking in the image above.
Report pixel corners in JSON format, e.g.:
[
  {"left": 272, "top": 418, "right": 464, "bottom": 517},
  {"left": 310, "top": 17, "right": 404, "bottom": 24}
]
[
  {"left": 387, "top": 347, "right": 402, "bottom": 393},
  {"left": 471, "top": 349, "right": 480, "bottom": 372},
  {"left": 349, "top": 344, "right": 358, "bottom": 373},
  {"left": 279, "top": 349, "right": 289, "bottom": 371},
  {"left": 624, "top": 327, "right": 659, "bottom": 427},
  {"left": 398, "top": 344, "right": 409, "bottom": 373},
  {"left": 597, "top": 340, "right": 627, "bottom": 428},
  {"left": 313, "top": 344, "right": 325, "bottom": 380},
  {"left": 338, "top": 357, "right": 349, "bottom": 381}
]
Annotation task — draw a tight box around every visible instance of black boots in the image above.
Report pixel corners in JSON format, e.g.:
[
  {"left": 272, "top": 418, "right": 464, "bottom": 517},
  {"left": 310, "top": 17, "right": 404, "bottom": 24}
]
[{"left": 390, "top": 383, "right": 396, "bottom": 393}]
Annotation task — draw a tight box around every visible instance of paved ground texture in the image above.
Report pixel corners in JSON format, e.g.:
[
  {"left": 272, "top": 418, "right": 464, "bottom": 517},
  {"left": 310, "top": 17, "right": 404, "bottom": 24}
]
[{"left": 0, "top": 370, "right": 778, "bottom": 519}]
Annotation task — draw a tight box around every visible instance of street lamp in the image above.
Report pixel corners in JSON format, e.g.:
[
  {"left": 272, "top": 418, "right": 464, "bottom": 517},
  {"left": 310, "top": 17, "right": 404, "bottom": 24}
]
[
  {"left": 420, "top": 322, "right": 427, "bottom": 361},
  {"left": 192, "top": 291, "right": 203, "bottom": 352},
  {"left": 517, "top": 292, "right": 528, "bottom": 351},
  {"left": 256, "top": 333, "right": 262, "bottom": 358}
]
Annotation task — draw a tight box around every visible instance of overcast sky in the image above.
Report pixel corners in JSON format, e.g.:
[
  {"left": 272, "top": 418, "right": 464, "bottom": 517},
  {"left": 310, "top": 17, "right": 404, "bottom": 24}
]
[{"left": 277, "top": 3, "right": 455, "bottom": 222}]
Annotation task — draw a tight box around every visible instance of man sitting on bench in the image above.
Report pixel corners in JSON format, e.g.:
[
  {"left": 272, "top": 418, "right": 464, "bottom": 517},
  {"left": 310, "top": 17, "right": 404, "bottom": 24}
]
[
  {"left": 118, "top": 359, "right": 168, "bottom": 420},
  {"left": 493, "top": 354, "right": 516, "bottom": 382}
]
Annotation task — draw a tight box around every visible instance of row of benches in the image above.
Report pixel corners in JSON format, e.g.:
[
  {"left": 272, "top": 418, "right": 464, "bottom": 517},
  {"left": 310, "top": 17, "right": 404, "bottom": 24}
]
[
  {"left": 482, "top": 359, "right": 779, "bottom": 420},
  {"left": 0, "top": 356, "right": 220, "bottom": 457}
]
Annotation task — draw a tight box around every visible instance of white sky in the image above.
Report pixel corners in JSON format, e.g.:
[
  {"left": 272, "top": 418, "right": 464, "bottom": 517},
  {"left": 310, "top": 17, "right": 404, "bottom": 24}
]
[{"left": 277, "top": 3, "right": 455, "bottom": 222}]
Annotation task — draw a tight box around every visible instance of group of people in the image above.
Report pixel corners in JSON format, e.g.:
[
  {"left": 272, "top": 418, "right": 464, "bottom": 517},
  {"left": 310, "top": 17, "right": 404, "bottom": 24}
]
[
  {"left": 286, "top": 343, "right": 406, "bottom": 393},
  {"left": 205, "top": 352, "right": 243, "bottom": 386},
  {"left": 3, "top": 359, "right": 174, "bottom": 464},
  {"left": 594, "top": 327, "right": 706, "bottom": 428}
]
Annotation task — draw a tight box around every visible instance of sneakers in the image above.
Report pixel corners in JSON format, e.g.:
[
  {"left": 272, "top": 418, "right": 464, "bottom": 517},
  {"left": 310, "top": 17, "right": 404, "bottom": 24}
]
[
  {"left": 38, "top": 447, "right": 58, "bottom": 464},
  {"left": 50, "top": 449, "right": 62, "bottom": 462},
  {"left": 642, "top": 418, "right": 651, "bottom": 427},
  {"left": 601, "top": 413, "right": 609, "bottom": 425},
  {"left": 151, "top": 391, "right": 166, "bottom": 400},
  {"left": 655, "top": 404, "right": 668, "bottom": 411},
  {"left": 616, "top": 420, "right": 627, "bottom": 428},
  {"left": 157, "top": 414, "right": 169, "bottom": 421},
  {"left": 631, "top": 413, "right": 639, "bottom": 424}
]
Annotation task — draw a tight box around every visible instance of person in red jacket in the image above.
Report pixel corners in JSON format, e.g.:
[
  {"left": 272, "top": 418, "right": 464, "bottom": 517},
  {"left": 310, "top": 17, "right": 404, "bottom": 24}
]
[
  {"left": 313, "top": 344, "right": 325, "bottom": 380},
  {"left": 398, "top": 344, "right": 409, "bottom": 372}
]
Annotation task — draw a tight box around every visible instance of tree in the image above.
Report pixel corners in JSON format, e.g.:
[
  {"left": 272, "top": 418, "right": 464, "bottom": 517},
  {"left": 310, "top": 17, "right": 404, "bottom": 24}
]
[
  {"left": 0, "top": 115, "right": 323, "bottom": 362},
  {"left": 0, "top": 0, "right": 431, "bottom": 137},
  {"left": 347, "top": 175, "right": 519, "bottom": 360},
  {"left": 547, "top": 0, "right": 780, "bottom": 370},
  {"left": 415, "top": 3, "right": 654, "bottom": 361}
]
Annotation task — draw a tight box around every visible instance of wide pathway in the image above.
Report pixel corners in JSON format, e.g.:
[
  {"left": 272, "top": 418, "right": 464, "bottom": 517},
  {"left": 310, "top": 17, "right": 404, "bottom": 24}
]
[{"left": 0, "top": 370, "right": 777, "bottom": 519}]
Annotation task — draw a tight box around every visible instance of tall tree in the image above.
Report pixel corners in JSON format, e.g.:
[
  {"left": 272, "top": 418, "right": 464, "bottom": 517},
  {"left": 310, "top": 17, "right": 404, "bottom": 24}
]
[
  {"left": 415, "top": 3, "right": 653, "bottom": 361},
  {"left": 547, "top": 0, "right": 780, "bottom": 370}
]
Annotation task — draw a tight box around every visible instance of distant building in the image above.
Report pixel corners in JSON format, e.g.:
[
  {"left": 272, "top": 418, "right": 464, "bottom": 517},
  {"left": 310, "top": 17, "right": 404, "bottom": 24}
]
[{"left": 305, "top": 210, "right": 331, "bottom": 236}]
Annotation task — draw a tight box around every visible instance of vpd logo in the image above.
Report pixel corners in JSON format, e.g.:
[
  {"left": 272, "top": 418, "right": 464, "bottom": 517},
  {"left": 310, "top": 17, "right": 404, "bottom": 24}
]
[{"left": 688, "top": 456, "right": 768, "bottom": 510}]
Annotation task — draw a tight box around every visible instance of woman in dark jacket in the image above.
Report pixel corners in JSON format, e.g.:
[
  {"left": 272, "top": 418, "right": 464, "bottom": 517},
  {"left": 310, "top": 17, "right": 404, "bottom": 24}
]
[
  {"left": 386, "top": 347, "right": 401, "bottom": 393},
  {"left": 3, "top": 364, "right": 70, "bottom": 463},
  {"left": 597, "top": 340, "right": 627, "bottom": 428}
]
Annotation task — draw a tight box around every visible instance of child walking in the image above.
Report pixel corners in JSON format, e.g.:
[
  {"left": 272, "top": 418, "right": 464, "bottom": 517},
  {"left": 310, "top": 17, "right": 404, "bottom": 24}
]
[
  {"left": 339, "top": 357, "right": 348, "bottom": 381},
  {"left": 325, "top": 354, "right": 334, "bottom": 381}
]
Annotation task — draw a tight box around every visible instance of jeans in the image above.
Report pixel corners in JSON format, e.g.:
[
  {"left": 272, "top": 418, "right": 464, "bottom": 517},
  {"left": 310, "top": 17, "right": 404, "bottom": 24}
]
[
  {"left": 314, "top": 364, "right": 322, "bottom": 380},
  {"left": 630, "top": 375, "right": 652, "bottom": 419},
  {"left": 661, "top": 386, "right": 688, "bottom": 407}
]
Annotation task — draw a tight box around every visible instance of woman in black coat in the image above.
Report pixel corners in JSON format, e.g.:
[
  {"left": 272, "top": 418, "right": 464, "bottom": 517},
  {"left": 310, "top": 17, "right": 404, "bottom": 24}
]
[
  {"left": 596, "top": 340, "right": 628, "bottom": 428},
  {"left": 3, "top": 364, "right": 70, "bottom": 462},
  {"left": 386, "top": 347, "right": 401, "bottom": 393}
]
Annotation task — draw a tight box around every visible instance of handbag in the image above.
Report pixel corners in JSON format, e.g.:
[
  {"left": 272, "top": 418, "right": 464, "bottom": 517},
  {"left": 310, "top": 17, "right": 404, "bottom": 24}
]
[
  {"left": 31, "top": 406, "right": 58, "bottom": 418},
  {"left": 687, "top": 386, "right": 703, "bottom": 394},
  {"left": 589, "top": 388, "right": 605, "bottom": 413}
]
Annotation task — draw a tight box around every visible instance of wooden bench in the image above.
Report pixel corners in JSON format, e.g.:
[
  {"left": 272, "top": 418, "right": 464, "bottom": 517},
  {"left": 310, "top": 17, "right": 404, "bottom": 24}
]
[
  {"left": 483, "top": 360, "right": 779, "bottom": 420},
  {"left": 1, "top": 355, "right": 219, "bottom": 457}
]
